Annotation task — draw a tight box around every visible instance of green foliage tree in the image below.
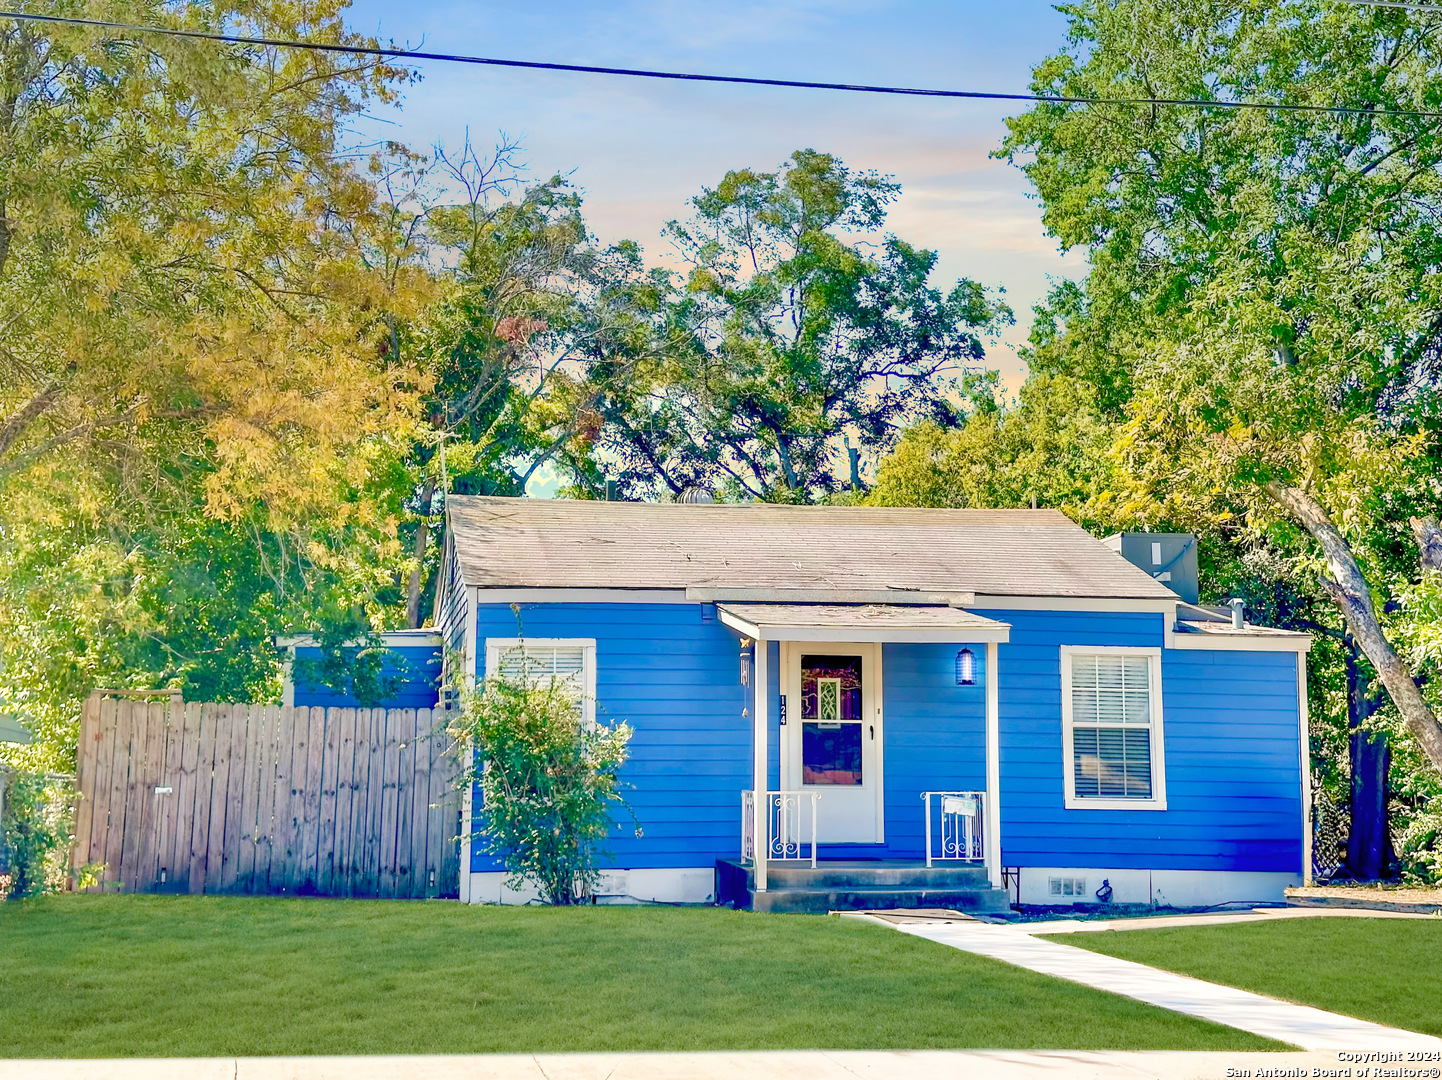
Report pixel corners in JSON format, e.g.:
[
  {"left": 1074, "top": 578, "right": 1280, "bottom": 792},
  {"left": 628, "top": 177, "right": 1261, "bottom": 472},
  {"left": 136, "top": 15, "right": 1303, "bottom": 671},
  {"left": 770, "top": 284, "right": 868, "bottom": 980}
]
[
  {"left": 1, "top": 772, "right": 73, "bottom": 899},
  {"left": 999, "top": 0, "right": 1442, "bottom": 777},
  {"left": 449, "top": 662, "right": 634, "bottom": 905},
  {"left": 567, "top": 150, "right": 1012, "bottom": 502},
  {"left": 868, "top": 373, "right": 1122, "bottom": 530},
  {"left": 0, "top": 1, "right": 429, "bottom": 772},
  {"left": 0, "top": 0, "right": 424, "bottom": 518},
  {"left": 357, "top": 139, "right": 676, "bottom": 626}
]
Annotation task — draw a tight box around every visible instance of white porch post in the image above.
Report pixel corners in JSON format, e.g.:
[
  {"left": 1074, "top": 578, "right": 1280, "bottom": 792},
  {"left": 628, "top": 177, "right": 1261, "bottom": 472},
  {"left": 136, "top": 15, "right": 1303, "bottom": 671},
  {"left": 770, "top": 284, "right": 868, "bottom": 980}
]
[
  {"left": 459, "top": 585, "right": 479, "bottom": 905},
  {"left": 753, "top": 638, "right": 769, "bottom": 892},
  {"left": 984, "top": 640, "right": 1002, "bottom": 889},
  {"left": 1298, "top": 652, "right": 1312, "bottom": 887}
]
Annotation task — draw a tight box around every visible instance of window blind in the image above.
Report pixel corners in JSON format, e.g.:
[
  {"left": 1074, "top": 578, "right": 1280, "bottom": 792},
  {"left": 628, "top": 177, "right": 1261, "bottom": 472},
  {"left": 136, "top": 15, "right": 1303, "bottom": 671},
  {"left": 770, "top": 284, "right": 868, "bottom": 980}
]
[
  {"left": 1070, "top": 654, "right": 1153, "bottom": 799},
  {"left": 497, "top": 645, "right": 586, "bottom": 688}
]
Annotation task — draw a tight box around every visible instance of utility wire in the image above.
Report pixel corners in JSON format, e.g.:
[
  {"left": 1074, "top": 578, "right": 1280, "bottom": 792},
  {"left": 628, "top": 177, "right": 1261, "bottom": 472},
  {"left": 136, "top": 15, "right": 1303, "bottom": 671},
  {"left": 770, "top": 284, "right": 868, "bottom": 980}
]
[{"left": 3, "top": 9, "right": 1442, "bottom": 119}]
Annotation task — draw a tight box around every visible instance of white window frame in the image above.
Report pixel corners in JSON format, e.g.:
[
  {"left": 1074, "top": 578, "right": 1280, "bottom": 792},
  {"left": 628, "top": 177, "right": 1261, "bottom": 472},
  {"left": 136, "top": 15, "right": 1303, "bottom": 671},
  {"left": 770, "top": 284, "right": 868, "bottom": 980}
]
[
  {"left": 1060, "top": 645, "right": 1167, "bottom": 811},
  {"left": 484, "top": 638, "right": 597, "bottom": 727}
]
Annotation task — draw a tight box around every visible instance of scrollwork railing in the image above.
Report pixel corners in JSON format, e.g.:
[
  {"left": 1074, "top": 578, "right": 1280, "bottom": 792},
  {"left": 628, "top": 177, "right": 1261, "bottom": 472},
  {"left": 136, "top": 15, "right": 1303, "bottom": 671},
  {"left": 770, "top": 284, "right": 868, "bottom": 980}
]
[
  {"left": 922, "top": 790, "right": 985, "bottom": 867},
  {"left": 741, "top": 789, "right": 820, "bottom": 867}
]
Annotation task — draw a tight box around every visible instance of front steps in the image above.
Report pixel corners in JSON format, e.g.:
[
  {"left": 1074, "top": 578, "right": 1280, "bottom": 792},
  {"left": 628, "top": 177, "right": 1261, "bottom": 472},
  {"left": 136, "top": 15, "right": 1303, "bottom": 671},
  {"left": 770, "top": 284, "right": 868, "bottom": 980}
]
[{"left": 715, "top": 859, "right": 1012, "bottom": 914}]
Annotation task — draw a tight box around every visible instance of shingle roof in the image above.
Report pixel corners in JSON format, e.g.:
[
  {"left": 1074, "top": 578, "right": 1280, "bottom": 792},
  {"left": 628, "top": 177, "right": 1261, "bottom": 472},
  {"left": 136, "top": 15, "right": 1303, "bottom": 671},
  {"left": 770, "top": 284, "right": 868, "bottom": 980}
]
[{"left": 446, "top": 496, "right": 1178, "bottom": 600}]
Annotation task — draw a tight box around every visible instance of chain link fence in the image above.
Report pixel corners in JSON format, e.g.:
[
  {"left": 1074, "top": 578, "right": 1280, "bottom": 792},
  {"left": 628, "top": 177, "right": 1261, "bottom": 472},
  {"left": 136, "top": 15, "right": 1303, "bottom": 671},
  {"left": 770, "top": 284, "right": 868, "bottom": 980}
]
[{"left": 1312, "top": 790, "right": 1349, "bottom": 881}]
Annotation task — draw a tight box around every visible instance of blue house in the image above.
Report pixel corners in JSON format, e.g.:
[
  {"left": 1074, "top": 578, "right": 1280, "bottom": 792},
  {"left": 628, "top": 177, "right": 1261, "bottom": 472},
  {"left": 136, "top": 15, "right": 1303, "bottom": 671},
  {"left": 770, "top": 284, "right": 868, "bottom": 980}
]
[{"left": 413, "top": 496, "right": 1311, "bottom": 911}]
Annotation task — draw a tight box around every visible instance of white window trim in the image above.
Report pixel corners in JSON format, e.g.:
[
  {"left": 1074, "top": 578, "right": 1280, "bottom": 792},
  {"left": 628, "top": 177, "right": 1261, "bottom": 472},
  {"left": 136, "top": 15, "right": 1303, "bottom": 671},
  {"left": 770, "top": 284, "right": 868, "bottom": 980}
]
[
  {"left": 1060, "top": 645, "right": 1167, "bottom": 811},
  {"left": 484, "top": 637, "right": 598, "bottom": 727}
]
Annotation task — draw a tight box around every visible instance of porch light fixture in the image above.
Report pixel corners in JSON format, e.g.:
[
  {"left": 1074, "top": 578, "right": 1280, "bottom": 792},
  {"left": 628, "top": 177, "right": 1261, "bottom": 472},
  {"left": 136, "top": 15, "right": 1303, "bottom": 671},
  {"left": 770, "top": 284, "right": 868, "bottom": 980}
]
[{"left": 955, "top": 648, "right": 976, "bottom": 686}]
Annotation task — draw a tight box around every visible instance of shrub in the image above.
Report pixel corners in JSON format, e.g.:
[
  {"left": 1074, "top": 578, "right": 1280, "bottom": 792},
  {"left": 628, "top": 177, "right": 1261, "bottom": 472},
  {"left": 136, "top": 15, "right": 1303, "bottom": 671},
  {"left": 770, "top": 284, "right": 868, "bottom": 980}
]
[
  {"left": 449, "top": 668, "right": 635, "bottom": 905},
  {"left": 1, "top": 772, "right": 74, "bottom": 900},
  {"left": 1396, "top": 799, "right": 1442, "bottom": 885}
]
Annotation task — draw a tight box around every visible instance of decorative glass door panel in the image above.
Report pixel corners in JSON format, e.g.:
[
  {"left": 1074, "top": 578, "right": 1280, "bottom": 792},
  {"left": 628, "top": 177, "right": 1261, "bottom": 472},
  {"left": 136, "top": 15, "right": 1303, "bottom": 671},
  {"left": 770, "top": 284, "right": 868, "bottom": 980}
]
[
  {"left": 801, "top": 655, "right": 864, "bottom": 785},
  {"left": 784, "top": 646, "right": 882, "bottom": 843}
]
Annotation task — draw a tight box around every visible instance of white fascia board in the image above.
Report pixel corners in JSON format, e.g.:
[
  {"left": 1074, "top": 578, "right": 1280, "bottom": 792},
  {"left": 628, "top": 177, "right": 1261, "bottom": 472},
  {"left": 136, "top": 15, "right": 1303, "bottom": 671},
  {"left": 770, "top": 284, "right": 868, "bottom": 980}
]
[
  {"left": 718, "top": 608, "right": 761, "bottom": 639},
  {"left": 473, "top": 588, "right": 691, "bottom": 604},
  {"left": 971, "top": 595, "right": 1179, "bottom": 613},
  {"left": 1168, "top": 632, "right": 1313, "bottom": 653},
  {"left": 689, "top": 587, "right": 976, "bottom": 606},
  {"left": 275, "top": 631, "right": 442, "bottom": 648},
  {"left": 718, "top": 609, "right": 1010, "bottom": 644}
]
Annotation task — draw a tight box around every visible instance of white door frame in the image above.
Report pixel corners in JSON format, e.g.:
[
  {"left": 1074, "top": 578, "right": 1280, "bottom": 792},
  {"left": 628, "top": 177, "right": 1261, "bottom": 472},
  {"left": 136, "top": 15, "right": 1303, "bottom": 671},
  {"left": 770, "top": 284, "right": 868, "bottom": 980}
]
[{"left": 780, "top": 641, "right": 885, "bottom": 844}]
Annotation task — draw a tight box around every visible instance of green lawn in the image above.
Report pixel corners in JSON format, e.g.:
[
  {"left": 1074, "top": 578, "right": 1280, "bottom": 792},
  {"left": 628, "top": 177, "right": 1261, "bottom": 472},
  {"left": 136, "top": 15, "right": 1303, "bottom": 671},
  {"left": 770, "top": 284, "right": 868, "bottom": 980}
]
[
  {"left": 0, "top": 895, "right": 1282, "bottom": 1057},
  {"left": 1043, "top": 916, "right": 1442, "bottom": 1036}
]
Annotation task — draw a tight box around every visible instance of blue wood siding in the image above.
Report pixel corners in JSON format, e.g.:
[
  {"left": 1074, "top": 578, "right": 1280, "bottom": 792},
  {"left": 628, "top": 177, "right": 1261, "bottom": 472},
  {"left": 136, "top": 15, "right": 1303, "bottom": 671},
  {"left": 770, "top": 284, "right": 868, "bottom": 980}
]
[
  {"left": 471, "top": 603, "right": 750, "bottom": 872},
  {"left": 462, "top": 600, "right": 1304, "bottom": 877},
  {"left": 290, "top": 645, "right": 441, "bottom": 709},
  {"left": 874, "top": 642, "right": 988, "bottom": 858},
  {"left": 979, "top": 609, "right": 1303, "bottom": 874}
]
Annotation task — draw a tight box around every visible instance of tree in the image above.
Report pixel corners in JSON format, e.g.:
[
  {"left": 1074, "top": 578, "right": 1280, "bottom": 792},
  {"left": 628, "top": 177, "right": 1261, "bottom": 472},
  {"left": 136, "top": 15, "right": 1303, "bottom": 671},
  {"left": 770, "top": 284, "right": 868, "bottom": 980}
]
[
  {"left": 0, "top": 1, "right": 424, "bottom": 524},
  {"left": 569, "top": 150, "right": 1012, "bottom": 502},
  {"left": 1000, "top": 0, "right": 1442, "bottom": 775},
  {"left": 0, "top": 1, "right": 429, "bottom": 771},
  {"left": 353, "top": 139, "right": 676, "bottom": 625},
  {"left": 867, "top": 372, "right": 1124, "bottom": 530}
]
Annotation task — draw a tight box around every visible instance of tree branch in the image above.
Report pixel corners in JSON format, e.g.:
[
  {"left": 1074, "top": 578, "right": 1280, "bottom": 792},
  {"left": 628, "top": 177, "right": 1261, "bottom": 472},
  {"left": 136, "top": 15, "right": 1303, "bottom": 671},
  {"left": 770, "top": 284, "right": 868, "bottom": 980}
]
[
  {"left": 1267, "top": 481, "right": 1442, "bottom": 774},
  {"left": 0, "top": 380, "right": 62, "bottom": 457}
]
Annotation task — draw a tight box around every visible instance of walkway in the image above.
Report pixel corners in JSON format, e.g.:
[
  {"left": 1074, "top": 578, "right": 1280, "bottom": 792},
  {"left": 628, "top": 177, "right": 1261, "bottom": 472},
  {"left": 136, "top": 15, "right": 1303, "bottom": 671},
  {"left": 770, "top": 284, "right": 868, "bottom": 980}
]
[
  {"left": 0, "top": 1050, "right": 1426, "bottom": 1080},
  {"left": 883, "top": 916, "right": 1442, "bottom": 1051}
]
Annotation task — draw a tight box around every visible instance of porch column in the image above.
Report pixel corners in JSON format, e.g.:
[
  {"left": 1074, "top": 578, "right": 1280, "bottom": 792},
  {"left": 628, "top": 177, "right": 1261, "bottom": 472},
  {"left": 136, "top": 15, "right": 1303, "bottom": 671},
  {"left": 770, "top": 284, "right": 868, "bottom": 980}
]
[
  {"left": 753, "top": 637, "right": 769, "bottom": 891},
  {"left": 984, "top": 640, "right": 1002, "bottom": 889}
]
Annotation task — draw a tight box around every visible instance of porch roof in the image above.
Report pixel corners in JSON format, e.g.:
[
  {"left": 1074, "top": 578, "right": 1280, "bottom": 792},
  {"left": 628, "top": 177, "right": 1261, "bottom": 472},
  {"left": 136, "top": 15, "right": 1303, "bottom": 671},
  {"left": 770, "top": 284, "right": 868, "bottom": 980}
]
[{"left": 715, "top": 603, "right": 1010, "bottom": 643}]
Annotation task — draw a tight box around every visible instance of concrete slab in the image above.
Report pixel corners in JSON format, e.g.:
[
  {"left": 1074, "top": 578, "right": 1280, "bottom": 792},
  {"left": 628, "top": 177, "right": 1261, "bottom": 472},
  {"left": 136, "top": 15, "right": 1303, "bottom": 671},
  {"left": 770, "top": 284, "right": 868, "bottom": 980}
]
[
  {"left": 890, "top": 919, "right": 1442, "bottom": 1051},
  {"left": 0, "top": 1051, "right": 1429, "bottom": 1080}
]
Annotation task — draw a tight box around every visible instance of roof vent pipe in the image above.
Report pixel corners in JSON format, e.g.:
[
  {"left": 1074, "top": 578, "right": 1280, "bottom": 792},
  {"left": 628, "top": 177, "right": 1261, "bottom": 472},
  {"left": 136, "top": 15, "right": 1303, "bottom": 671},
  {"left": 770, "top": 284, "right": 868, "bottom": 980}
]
[{"left": 1228, "top": 598, "right": 1246, "bottom": 629}]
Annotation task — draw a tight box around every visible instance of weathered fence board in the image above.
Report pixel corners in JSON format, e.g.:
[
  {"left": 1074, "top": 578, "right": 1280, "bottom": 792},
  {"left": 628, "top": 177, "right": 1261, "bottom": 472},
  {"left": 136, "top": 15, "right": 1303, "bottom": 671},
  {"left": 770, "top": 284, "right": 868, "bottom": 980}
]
[{"left": 73, "top": 696, "right": 460, "bottom": 899}]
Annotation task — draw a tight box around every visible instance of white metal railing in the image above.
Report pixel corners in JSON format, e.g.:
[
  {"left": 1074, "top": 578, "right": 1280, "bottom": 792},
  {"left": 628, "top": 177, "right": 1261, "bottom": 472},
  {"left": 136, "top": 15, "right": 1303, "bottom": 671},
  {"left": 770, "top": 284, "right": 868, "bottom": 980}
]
[
  {"left": 922, "top": 790, "right": 985, "bottom": 867},
  {"left": 741, "top": 789, "right": 821, "bottom": 868},
  {"left": 741, "top": 789, "right": 756, "bottom": 863}
]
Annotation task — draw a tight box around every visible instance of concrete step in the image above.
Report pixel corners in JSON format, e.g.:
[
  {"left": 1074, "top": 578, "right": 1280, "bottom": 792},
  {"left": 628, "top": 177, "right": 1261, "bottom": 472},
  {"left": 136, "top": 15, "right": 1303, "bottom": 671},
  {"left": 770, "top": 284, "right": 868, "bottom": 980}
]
[
  {"left": 761, "top": 863, "right": 991, "bottom": 889},
  {"left": 714, "top": 858, "right": 1010, "bottom": 913},
  {"left": 748, "top": 885, "right": 1012, "bottom": 915}
]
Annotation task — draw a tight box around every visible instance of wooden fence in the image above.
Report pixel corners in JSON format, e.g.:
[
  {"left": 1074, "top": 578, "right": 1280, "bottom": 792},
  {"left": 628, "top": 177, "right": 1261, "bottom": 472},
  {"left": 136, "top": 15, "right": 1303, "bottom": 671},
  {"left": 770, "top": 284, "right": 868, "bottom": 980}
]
[{"left": 73, "top": 695, "right": 461, "bottom": 898}]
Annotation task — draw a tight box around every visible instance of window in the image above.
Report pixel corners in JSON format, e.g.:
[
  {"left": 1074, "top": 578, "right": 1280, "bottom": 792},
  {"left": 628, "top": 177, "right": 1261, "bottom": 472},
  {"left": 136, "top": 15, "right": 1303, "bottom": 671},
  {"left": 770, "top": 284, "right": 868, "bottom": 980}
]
[
  {"left": 484, "top": 639, "right": 597, "bottom": 726},
  {"left": 1060, "top": 646, "right": 1166, "bottom": 810},
  {"left": 1049, "top": 876, "right": 1087, "bottom": 898}
]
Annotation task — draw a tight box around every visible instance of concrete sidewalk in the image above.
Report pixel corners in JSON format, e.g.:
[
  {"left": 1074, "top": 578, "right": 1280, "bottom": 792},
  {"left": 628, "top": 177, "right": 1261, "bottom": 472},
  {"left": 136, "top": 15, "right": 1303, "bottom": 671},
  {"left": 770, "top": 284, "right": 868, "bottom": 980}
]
[
  {"left": 889, "top": 917, "right": 1442, "bottom": 1051},
  {"left": 0, "top": 1050, "right": 1428, "bottom": 1080},
  {"left": 1010, "top": 906, "right": 1442, "bottom": 935}
]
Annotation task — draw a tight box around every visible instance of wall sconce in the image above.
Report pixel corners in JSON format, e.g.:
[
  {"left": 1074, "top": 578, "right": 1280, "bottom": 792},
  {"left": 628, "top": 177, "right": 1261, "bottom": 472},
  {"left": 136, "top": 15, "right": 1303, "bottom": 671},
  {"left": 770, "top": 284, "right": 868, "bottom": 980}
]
[{"left": 955, "top": 648, "right": 976, "bottom": 686}]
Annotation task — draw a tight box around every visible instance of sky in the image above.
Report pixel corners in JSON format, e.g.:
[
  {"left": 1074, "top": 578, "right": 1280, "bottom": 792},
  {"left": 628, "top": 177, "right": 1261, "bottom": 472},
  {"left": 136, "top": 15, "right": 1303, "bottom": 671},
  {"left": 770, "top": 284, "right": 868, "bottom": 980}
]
[{"left": 340, "top": 0, "right": 1089, "bottom": 391}]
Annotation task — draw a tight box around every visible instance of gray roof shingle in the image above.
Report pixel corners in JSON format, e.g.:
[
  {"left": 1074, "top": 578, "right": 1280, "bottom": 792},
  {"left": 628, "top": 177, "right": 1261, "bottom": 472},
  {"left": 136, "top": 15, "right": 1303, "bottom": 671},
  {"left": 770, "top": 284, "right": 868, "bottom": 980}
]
[{"left": 446, "top": 496, "right": 1178, "bottom": 600}]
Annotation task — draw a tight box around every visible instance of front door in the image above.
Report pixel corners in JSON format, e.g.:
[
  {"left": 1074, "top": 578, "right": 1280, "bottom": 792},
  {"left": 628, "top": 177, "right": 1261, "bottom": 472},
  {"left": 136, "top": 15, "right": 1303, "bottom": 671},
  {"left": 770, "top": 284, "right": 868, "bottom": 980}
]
[{"left": 782, "top": 643, "right": 883, "bottom": 844}]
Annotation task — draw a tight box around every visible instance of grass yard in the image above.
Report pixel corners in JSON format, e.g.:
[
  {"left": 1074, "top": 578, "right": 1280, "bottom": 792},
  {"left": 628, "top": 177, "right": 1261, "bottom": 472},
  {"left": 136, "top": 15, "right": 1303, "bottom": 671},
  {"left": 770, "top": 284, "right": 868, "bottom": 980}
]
[
  {"left": 0, "top": 895, "right": 1283, "bottom": 1057},
  {"left": 1043, "top": 916, "right": 1442, "bottom": 1037}
]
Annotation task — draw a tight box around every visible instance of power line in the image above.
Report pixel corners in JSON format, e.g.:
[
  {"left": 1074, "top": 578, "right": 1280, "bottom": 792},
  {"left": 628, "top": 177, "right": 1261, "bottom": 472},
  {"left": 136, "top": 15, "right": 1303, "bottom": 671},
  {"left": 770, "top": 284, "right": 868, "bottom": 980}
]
[{"left": 2, "top": 9, "right": 1442, "bottom": 119}]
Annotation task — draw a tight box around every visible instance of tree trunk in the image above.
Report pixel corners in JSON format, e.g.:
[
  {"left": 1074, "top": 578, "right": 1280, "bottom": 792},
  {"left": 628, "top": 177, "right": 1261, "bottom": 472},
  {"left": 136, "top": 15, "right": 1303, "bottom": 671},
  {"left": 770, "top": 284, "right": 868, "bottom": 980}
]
[
  {"left": 405, "top": 476, "right": 437, "bottom": 629},
  {"left": 1264, "top": 482, "right": 1442, "bottom": 774},
  {"left": 1343, "top": 644, "right": 1394, "bottom": 880}
]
